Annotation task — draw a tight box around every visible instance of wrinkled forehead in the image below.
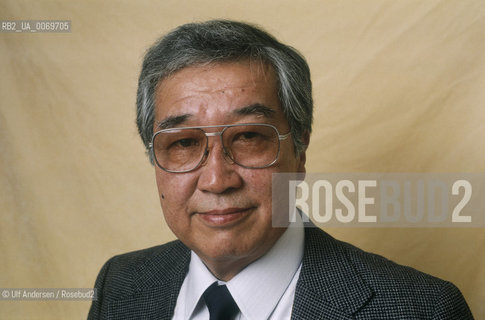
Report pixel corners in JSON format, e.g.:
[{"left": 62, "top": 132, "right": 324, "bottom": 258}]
[
  {"left": 155, "top": 59, "right": 278, "bottom": 95},
  {"left": 152, "top": 60, "right": 286, "bottom": 130}
]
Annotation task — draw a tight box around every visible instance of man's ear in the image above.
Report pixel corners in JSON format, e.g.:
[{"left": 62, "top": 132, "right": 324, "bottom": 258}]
[{"left": 297, "top": 131, "right": 310, "bottom": 173}]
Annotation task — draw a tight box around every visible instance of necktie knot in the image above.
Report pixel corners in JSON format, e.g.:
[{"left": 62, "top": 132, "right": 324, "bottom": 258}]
[{"left": 203, "top": 282, "right": 239, "bottom": 320}]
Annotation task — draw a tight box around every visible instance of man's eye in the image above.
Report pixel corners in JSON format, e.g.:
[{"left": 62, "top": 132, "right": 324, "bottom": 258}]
[
  {"left": 237, "top": 131, "right": 261, "bottom": 140},
  {"left": 175, "top": 138, "right": 199, "bottom": 148}
]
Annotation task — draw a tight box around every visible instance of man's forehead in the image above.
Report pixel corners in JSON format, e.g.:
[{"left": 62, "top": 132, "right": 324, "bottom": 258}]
[
  {"left": 153, "top": 60, "right": 283, "bottom": 130},
  {"left": 156, "top": 60, "right": 276, "bottom": 94}
]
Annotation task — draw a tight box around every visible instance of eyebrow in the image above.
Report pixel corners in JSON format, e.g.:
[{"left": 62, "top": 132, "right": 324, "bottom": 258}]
[
  {"left": 234, "top": 103, "right": 276, "bottom": 118},
  {"left": 154, "top": 103, "right": 276, "bottom": 130},
  {"left": 155, "top": 114, "right": 192, "bottom": 130}
]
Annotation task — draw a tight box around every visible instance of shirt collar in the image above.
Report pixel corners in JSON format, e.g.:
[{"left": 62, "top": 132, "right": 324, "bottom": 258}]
[
  {"left": 182, "top": 251, "right": 219, "bottom": 319},
  {"left": 182, "top": 212, "right": 304, "bottom": 319}
]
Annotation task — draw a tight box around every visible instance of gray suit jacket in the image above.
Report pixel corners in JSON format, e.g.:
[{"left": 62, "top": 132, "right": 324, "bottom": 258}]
[{"left": 88, "top": 228, "right": 473, "bottom": 319}]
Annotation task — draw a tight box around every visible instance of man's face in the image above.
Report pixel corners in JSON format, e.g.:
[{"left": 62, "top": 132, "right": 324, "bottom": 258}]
[{"left": 153, "top": 60, "right": 306, "bottom": 274}]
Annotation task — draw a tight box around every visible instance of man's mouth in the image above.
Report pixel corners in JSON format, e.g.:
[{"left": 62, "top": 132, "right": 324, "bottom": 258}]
[{"left": 195, "top": 207, "right": 255, "bottom": 227}]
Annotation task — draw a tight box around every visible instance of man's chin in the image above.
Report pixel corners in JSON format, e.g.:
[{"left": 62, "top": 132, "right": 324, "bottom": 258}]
[{"left": 191, "top": 231, "right": 284, "bottom": 268}]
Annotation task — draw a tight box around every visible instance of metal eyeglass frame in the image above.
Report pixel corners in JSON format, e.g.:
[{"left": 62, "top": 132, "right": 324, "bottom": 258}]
[{"left": 149, "top": 123, "right": 291, "bottom": 173}]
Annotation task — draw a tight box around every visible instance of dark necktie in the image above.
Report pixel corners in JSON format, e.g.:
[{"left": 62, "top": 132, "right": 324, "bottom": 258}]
[{"left": 203, "top": 282, "right": 239, "bottom": 320}]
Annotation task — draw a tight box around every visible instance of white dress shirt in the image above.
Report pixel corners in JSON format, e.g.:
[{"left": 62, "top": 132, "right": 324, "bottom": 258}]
[{"left": 172, "top": 213, "right": 304, "bottom": 320}]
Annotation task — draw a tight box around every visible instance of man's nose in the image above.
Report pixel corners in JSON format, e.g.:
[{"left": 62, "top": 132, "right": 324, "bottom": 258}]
[{"left": 196, "top": 140, "right": 243, "bottom": 194}]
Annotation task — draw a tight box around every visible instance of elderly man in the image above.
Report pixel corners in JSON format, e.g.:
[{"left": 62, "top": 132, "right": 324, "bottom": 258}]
[{"left": 88, "top": 20, "right": 473, "bottom": 319}]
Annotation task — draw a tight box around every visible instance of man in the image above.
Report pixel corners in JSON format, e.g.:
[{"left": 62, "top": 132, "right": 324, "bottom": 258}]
[{"left": 88, "top": 20, "right": 473, "bottom": 319}]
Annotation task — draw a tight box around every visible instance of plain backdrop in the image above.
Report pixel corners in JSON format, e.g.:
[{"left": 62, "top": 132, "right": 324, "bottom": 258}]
[{"left": 1, "top": 0, "right": 484, "bottom": 318}]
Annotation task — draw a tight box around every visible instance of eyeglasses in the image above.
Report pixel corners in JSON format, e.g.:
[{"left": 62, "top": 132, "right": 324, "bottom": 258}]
[{"left": 149, "top": 123, "right": 290, "bottom": 173}]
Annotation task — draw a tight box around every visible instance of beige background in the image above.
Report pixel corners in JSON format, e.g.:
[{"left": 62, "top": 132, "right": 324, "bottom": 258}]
[{"left": 1, "top": 0, "right": 484, "bottom": 319}]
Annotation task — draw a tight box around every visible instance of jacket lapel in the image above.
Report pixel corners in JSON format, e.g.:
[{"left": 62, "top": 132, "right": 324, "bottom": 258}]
[
  {"left": 107, "top": 241, "right": 191, "bottom": 320},
  {"left": 292, "top": 227, "right": 373, "bottom": 319}
]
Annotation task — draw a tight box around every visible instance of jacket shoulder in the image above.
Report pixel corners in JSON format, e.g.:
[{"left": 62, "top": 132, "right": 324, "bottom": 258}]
[
  {"left": 305, "top": 227, "right": 447, "bottom": 285},
  {"left": 300, "top": 228, "right": 474, "bottom": 319},
  {"left": 100, "top": 240, "right": 189, "bottom": 295},
  {"left": 103, "top": 240, "right": 186, "bottom": 274},
  {"left": 88, "top": 240, "right": 190, "bottom": 319}
]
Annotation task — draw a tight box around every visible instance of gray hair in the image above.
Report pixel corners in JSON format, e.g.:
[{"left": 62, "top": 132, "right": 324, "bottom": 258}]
[{"left": 136, "top": 20, "right": 313, "bottom": 162}]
